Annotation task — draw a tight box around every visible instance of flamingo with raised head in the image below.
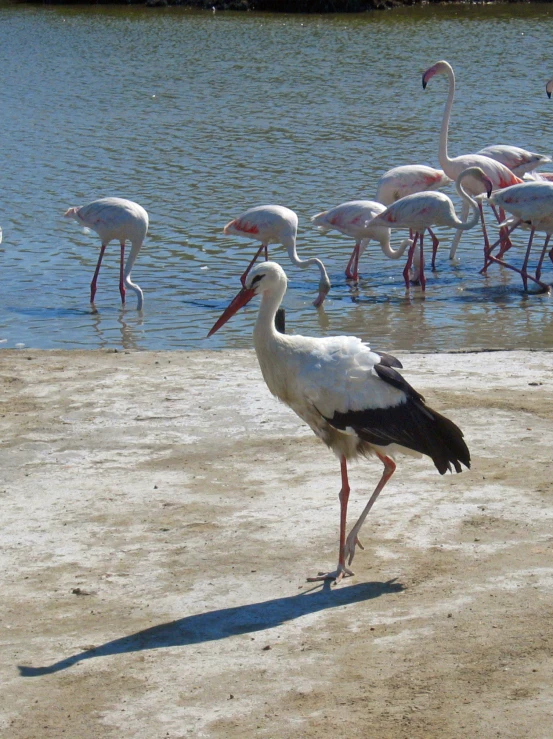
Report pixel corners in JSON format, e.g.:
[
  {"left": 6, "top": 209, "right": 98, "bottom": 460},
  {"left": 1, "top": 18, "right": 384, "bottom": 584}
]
[
  {"left": 477, "top": 145, "right": 550, "bottom": 177},
  {"left": 311, "top": 200, "right": 412, "bottom": 282},
  {"left": 224, "top": 204, "right": 330, "bottom": 307},
  {"left": 486, "top": 181, "right": 553, "bottom": 292},
  {"left": 208, "top": 262, "right": 470, "bottom": 583},
  {"left": 367, "top": 167, "right": 493, "bottom": 291},
  {"left": 64, "top": 197, "right": 148, "bottom": 310},
  {"left": 422, "top": 60, "right": 524, "bottom": 259}
]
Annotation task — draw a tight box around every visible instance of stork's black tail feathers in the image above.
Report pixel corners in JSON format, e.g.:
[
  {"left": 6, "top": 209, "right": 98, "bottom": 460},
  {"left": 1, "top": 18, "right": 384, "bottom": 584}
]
[{"left": 420, "top": 405, "right": 471, "bottom": 475}]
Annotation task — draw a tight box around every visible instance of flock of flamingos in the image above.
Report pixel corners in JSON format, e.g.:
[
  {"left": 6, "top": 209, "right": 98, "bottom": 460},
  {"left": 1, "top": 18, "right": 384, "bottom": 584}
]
[
  {"left": 58, "top": 60, "right": 553, "bottom": 581},
  {"left": 57, "top": 59, "right": 553, "bottom": 314}
]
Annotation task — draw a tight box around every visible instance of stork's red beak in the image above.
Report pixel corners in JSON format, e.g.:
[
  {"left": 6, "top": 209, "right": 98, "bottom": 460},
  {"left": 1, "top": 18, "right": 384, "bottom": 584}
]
[{"left": 207, "top": 286, "right": 257, "bottom": 337}]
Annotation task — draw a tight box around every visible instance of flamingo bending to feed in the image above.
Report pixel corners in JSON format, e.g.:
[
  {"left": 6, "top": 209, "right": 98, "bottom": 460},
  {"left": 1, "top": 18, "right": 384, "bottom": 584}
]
[
  {"left": 224, "top": 204, "right": 330, "bottom": 307},
  {"left": 311, "top": 200, "right": 412, "bottom": 282},
  {"left": 422, "top": 60, "right": 523, "bottom": 260},
  {"left": 207, "top": 262, "right": 470, "bottom": 582},
  {"left": 375, "top": 164, "right": 451, "bottom": 260},
  {"left": 367, "top": 167, "right": 493, "bottom": 291},
  {"left": 64, "top": 197, "right": 148, "bottom": 310},
  {"left": 485, "top": 181, "right": 553, "bottom": 292}
]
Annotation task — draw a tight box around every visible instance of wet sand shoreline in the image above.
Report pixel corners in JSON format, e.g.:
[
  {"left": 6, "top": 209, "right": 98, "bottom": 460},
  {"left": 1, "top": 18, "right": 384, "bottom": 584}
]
[{"left": 1, "top": 348, "right": 552, "bottom": 738}]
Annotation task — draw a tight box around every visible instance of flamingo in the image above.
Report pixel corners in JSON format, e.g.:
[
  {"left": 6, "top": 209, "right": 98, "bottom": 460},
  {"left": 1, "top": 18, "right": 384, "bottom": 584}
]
[
  {"left": 375, "top": 164, "right": 451, "bottom": 261},
  {"left": 422, "top": 60, "right": 523, "bottom": 260},
  {"left": 366, "top": 167, "right": 493, "bottom": 291},
  {"left": 310, "top": 200, "right": 412, "bottom": 282},
  {"left": 223, "top": 205, "right": 330, "bottom": 307},
  {"left": 485, "top": 181, "right": 553, "bottom": 292},
  {"left": 64, "top": 197, "right": 148, "bottom": 310},
  {"left": 207, "top": 262, "right": 470, "bottom": 583},
  {"left": 477, "top": 145, "right": 551, "bottom": 178}
]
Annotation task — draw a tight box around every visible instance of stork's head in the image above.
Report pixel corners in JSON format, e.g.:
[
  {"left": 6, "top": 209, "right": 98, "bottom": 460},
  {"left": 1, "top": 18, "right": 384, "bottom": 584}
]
[
  {"left": 422, "top": 60, "right": 452, "bottom": 89},
  {"left": 207, "top": 262, "right": 287, "bottom": 337}
]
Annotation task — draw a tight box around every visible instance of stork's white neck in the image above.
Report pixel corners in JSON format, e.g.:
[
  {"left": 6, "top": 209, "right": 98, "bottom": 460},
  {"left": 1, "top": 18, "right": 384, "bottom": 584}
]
[{"left": 253, "top": 282, "right": 286, "bottom": 351}]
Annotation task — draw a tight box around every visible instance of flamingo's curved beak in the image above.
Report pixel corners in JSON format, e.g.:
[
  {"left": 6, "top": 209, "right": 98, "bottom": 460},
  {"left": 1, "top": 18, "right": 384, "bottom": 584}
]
[{"left": 207, "top": 286, "right": 256, "bottom": 337}]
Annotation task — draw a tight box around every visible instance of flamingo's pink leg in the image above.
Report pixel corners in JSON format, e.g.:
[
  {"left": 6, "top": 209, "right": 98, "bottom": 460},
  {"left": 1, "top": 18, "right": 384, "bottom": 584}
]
[
  {"left": 403, "top": 232, "right": 419, "bottom": 289},
  {"left": 481, "top": 219, "right": 522, "bottom": 274},
  {"left": 521, "top": 228, "right": 535, "bottom": 292},
  {"left": 119, "top": 243, "right": 126, "bottom": 305},
  {"left": 486, "top": 253, "right": 550, "bottom": 292},
  {"left": 490, "top": 203, "right": 513, "bottom": 256},
  {"left": 419, "top": 230, "right": 426, "bottom": 292},
  {"left": 240, "top": 244, "right": 267, "bottom": 286},
  {"left": 428, "top": 227, "right": 440, "bottom": 271},
  {"left": 479, "top": 202, "right": 492, "bottom": 258},
  {"left": 307, "top": 455, "right": 354, "bottom": 583},
  {"left": 535, "top": 234, "right": 552, "bottom": 281},
  {"left": 343, "top": 452, "right": 396, "bottom": 566},
  {"left": 345, "top": 241, "right": 361, "bottom": 281},
  {"left": 90, "top": 244, "right": 107, "bottom": 304}
]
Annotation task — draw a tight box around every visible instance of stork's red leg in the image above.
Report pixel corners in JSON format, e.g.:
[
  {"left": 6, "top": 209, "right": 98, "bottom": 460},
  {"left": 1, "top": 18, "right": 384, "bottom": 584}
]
[
  {"left": 307, "top": 455, "right": 354, "bottom": 583},
  {"left": 343, "top": 452, "right": 396, "bottom": 566},
  {"left": 535, "top": 234, "right": 552, "bottom": 281},
  {"left": 90, "top": 244, "right": 107, "bottom": 304},
  {"left": 119, "top": 243, "right": 126, "bottom": 305},
  {"left": 240, "top": 244, "right": 266, "bottom": 286},
  {"left": 428, "top": 227, "right": 439, "bottom": 271}
]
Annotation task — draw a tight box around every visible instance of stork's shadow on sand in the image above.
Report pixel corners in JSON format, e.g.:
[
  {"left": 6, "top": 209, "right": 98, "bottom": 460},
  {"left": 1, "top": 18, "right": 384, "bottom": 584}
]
[{"left": 18, "top": 579, "right": 403, "bottom": 677}]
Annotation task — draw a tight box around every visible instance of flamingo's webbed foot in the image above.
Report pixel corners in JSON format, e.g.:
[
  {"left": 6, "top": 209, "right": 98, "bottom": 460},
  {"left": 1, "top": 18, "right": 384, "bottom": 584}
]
[{"left": 306, "top": 562, "right": 354, "bottom": 583}]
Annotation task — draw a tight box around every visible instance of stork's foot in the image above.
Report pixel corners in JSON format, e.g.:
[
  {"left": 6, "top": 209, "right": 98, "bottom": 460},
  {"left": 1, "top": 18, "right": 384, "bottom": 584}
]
[
  {"left": 306, "top": 562, "right": 354, "bottom": 583},
  {"left": 344, "top": 533, "right": 365, "bottom": 566}
]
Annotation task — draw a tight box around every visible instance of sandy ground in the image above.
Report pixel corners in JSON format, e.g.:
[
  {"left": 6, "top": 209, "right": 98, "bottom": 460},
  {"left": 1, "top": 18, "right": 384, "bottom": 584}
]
[{"left": 1, "top": 348, "right": 553, "bottom": 738}]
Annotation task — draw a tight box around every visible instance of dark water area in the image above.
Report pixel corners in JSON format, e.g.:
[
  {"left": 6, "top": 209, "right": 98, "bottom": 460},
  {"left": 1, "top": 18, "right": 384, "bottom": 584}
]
[{"left": 1, "top": 1, "right": 553, "bottom": 352}]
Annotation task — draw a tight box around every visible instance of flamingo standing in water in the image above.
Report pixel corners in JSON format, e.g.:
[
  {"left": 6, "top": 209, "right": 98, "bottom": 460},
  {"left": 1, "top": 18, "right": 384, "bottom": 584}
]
[
  {"left": 223, "top": 205, "right": 330, "bottom": 307},
  {"left": 422, "top": 60, "right": 523, "bottom": 260},
  {"left": 207, "top": 262, "right": 470, "bottom": 582},
  {"left": 64, "top": 197, "right": 148, "bottom": 310},
  {"left": 375, "top": 164, "right": 451, "bottom": 262},
  {"left": 310, "top": 200, "right": 412, "bottom": 282},
  {"left": 477, "top": 145, "right": 550, "bottom": 178},
  {"left": 367, "top": 167, "right": 493, "bottom": 291},
  {"left": 485, "top": 180, "right": 553, "bottom": 291}
]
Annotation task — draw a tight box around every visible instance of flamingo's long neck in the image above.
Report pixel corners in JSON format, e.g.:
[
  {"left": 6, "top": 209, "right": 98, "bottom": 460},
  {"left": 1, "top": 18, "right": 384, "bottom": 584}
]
[
  {"left": 283, "top": 238, "right": 330, "bottom": 293},
  {"left": 376, "top": 234, "right": 413, "bottom": 260},
  {"left": 454, "top": 171, "right": 482, "bottom": 231},
  {"left": 438, "top": 64, "right": 456, "bottom": 172},
  {"left": 124, "top": 240, "right": 144, "bottom": 310}
]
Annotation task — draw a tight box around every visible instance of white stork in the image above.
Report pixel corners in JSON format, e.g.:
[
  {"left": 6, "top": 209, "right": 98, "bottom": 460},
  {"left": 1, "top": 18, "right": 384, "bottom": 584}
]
[{"left": 208, "top": 262, "right": 471, "bottom": 583}]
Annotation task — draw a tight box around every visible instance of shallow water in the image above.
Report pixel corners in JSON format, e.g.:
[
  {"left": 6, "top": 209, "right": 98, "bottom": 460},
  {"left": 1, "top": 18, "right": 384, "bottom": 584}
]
[{"left": 1, "top": 2, "right": 553, "bottom": 352}]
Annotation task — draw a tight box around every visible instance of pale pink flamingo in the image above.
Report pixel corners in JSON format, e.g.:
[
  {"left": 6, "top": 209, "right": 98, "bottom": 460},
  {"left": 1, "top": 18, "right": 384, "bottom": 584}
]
[
  {"left": 485, "top": 181, "right": 553, "bottom": 292},
  {"left": 422, "top": 60, "right": 523, "bottom": 260},
  {"left": 64, "top": 197, "right": 147, "bottom": 310},
  {"left": 477, "top": 145, "right": 550, "bottom": 177},
  {"left": 223, "top": 204, "right": 330, "bottom": 307},
  {"left": 310, "top": 200, "right": 412, "bottom": 282},
  {"left": 376, "top": 164, "right": 451, "bottom": 260},
  {"left": 367, "top": 167, "right": 493, "bottom": 291},
  {"left": 208, "top": 262, "right": 470, "bottom": 582}
]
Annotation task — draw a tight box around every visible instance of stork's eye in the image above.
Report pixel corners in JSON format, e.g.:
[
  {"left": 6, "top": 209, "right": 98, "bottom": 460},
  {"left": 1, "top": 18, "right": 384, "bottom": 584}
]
[{"left": 250, "top": 274, "right": 264, "bottom": 286}]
